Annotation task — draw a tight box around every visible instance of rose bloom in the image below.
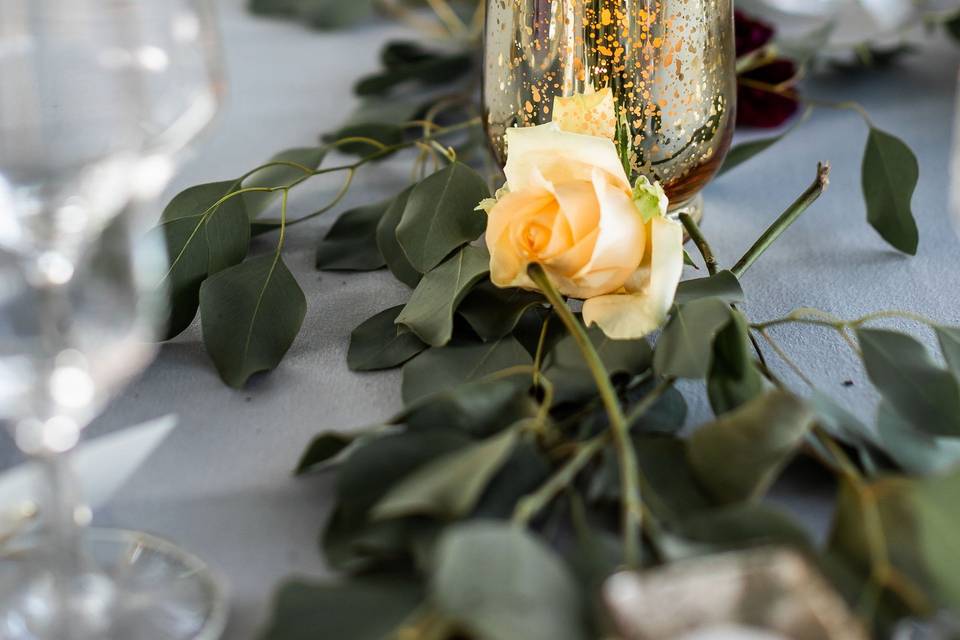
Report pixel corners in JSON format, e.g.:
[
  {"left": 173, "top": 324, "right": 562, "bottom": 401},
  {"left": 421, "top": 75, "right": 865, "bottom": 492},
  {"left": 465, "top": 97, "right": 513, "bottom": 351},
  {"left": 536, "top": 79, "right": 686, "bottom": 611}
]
[{"left": 480, "top": 90, "right": 684, "bottom": 340}]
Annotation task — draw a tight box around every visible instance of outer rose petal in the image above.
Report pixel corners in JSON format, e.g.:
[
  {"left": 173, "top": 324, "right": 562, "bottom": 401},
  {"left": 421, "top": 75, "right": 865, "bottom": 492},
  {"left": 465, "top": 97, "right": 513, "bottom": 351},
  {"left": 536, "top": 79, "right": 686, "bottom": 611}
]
[
  {"left": 582, "top": 216, "right": 684, "bottom": 340},
  {"left": 504, "top": 123, "right": 630, "bottom": 193},
  {"left": 552, "top": 88, "right": 617, "bottom": 140}
]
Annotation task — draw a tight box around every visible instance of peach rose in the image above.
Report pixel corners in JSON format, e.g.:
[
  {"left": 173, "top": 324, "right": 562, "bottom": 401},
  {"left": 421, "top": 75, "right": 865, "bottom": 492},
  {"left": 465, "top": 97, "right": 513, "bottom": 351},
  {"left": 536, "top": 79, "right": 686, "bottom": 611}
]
[{"left": 480, "top": 93, "right": 684, "bottom": 339}]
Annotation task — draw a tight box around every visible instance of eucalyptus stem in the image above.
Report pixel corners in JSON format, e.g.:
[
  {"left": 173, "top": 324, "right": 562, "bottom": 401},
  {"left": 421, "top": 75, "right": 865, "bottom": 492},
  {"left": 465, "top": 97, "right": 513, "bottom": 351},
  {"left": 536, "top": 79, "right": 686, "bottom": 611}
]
[
  {"left": 731, "top": 163, "right": 831, "bottom": 278},
  {"left": 513, "top": 435, "right": 606, "bottom": 526},
  {"left": 678, "top": 213, "right": 719, "bottom": 276},
  {"left": 527, "top": 264, "right": 643, "bottom": 567}
]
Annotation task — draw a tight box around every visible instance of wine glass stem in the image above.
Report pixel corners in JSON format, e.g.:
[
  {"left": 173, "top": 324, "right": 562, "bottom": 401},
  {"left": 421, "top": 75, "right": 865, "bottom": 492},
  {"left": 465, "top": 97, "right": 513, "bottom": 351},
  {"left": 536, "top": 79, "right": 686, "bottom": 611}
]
[{"left": 41, "top": 451, "right": 85, "bottom": 580}]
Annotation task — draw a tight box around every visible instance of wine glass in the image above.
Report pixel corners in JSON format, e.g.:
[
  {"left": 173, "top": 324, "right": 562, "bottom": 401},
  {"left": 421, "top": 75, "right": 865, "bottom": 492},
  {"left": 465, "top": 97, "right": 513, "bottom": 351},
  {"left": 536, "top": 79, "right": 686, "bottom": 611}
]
[
  {"left": 0, "top": 1, "right": 226, "bottom": 638},
  {"left": 484, "top": 0, "right": 737, "bottom": 223}
]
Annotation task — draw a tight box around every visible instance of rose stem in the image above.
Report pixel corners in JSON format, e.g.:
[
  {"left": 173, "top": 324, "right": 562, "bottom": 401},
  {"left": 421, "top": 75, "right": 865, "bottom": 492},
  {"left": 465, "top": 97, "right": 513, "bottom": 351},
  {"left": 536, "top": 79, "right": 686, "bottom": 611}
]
[
  {"left": 732, "top": 163, "right": 830, "bottom": 278},
  {"left": 679, "top": 213, "right": 719, "bottom": 276},
  {"left": 527, "top": 264, "right": 644, "bottom": 568}
]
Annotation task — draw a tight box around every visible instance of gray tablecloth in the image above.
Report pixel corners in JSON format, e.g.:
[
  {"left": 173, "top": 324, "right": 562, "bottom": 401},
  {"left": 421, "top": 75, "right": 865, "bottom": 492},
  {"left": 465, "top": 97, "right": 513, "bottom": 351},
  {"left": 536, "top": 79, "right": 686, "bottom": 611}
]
[{"left": 2, "top": 1, "right": 960, "bottom": 637}]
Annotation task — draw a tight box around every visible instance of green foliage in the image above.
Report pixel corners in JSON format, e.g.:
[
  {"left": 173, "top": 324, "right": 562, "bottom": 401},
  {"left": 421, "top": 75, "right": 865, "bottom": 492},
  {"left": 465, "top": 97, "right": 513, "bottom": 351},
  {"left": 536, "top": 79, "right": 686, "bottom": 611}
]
[
  {"left": 348, "top": 305, "right": 428, "bottom": 372},
  {"left": 687, "top": 391, "right": 814, "bottom": 504},
  {"left": 249, "top": 0, "right": 376, "bottom": 29},
  {"left": 371, "top": 428, "right": 519, "bottom": 520},
  {"left": 315, "top": 199, "right": 390, "bottom": 271},
  {"left": 857, "top": 328, "right": 960, "bottom": 436},
  {"left": 259, "top": 575, "right": 423, "bottom": 640},
  {"left": 459, "top": 281, "right": 545, "bottom": 340},
  {"left": 396, "top": 245, "right": 490, "bottom": 346},
  {"left": 395, "top": 162, "right": 489, "bottom": 273},
  {"left": 158, "top": 180, "right": 250, "bottom": 338},
  {"left": 862, "top": 127, "right": 920, "bottom": 255},
  {"left": 199, "top": 253, "right": 307, "bottom": 388},
  {"left": 401, "top": 336, "right": 531, "bottom": 403},
  {"left": 431, "top": 523, "right": 588, "bottom": 640},
  {"left": 707, "top": 310, "right": 766, "bottom": 415},
  {"left": 243, "top": 147, "right": 326, "bottom": 218},
  {"left": 356, "top": 42, "right": 473, "bottom": 96},
  {"left": 653, "top": 297, "right": 733, "bottom": 379},
  {"left": 377, "top": 186, "right": 422, "bottom": 287}
]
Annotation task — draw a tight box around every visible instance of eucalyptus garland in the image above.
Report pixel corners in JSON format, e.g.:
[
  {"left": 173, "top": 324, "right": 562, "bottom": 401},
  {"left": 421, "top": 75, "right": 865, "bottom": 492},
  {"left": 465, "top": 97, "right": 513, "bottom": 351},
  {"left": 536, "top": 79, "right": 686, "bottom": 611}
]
[{"left": 152, "top": 2, "right": 960, "bottom": 638}]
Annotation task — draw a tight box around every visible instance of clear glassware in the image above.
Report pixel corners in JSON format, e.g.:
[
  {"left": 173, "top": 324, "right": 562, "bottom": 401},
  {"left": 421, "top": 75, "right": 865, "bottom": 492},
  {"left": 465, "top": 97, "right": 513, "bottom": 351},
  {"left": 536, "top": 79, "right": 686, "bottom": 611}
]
[
  {"left": 0, "top": 1, "right": 226, "bottom": 638},
  {"left": 483, "top": 0, "right": 737, "bottom": 222}
]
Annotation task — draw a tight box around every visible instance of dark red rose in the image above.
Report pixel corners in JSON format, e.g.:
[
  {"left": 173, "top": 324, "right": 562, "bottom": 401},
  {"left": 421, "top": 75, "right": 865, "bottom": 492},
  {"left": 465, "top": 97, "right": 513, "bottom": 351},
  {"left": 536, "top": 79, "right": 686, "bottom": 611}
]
[
  {"left": 735, "top": 9, "right": 775, "bottom": 57},
  {"left": 737, "top": 59, "right": 800, "bottom": 128}
]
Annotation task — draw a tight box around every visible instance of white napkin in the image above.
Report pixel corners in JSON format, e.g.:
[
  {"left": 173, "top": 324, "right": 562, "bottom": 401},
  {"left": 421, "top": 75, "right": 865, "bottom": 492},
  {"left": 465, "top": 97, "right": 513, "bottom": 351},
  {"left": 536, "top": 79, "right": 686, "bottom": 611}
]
[{"left": 0, "top": 415, "right": 177, "bottom": 533}]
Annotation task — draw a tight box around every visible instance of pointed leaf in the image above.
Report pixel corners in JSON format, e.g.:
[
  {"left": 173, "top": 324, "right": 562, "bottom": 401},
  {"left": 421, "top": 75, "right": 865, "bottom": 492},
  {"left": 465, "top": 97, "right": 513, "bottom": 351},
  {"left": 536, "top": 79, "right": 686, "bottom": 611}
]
[
  {"left": 432, "top": 522, "right": 588, "bottom": 640},
  {"left": 653, "top": 297, "right": 733, "bottom": 379},
  {"left": 674, "top": 270, "right": 743, "bottom": 305},
  {"left": 395, "top": 245, "right": 490, "bottom": 347},
  {"left": 876, "top": 400, "right": 960, "bottom": 476},
  {"left": 295, "top": 432, "right": 359, "bottom": 475},
  {"left": 459, "top": 280, "right": 545, "bottom": 341},
  {"left": 688, "top": 390, "right": 814, "bottom": 504},
  {"left": 315, "top": 199, "right": 389, "bottom": 271},
  {"left": 707, "top": 309, "right": 765, "bottom": 415},
  {"left": 862, "top": 127, "right": 919, "bottom": 255},
  {"left": 857, "top": 328, "right": 960, "bottom": 436},
  {"left": 401, "top": 336, "right": 532, "bottom": 404},
  {"left": 936, "top": 326, "right": 960, "bottom": 378},
  {"left": 377, "top": 186, "right": 422, "bottom": 287},
  {"left": 348, "top": 306, "right": 427, "bottom": 372},
  {"left": 719, "top": 108, "right": 811, "bottom": 176},
  {"left": 546, "top": 325, "right": 652, "bottom": 406},
  {"left": 372, "top": 429, "right": 519, "bottom": 520},
  {"left": 260, "top": 576, "right": 423, "bottom": 640},
  {"left": 398, "top": 377, "right": 537, "bottom": 438},
  {"left": 199, "top": 253, "right": 306, "bottom": 388},
  {"left": 396, "top": 162, "right": 489, "bottom": 273}
]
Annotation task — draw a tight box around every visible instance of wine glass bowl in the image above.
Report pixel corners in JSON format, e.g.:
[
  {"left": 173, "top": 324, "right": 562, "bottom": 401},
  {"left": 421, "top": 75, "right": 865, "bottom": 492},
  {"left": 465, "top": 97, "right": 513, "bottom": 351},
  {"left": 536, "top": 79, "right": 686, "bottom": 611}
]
[
  {"left": 483, "top": 0, "right": 737, "bottom": 221},
  {"left": 0, "top": 1, "right": 226, "bottom": 638}
]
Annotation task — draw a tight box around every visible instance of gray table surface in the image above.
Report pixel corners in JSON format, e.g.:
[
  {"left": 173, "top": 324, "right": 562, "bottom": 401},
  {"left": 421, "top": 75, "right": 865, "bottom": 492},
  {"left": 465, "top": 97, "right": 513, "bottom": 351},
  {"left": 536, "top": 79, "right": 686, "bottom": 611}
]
[{"left": 3, "top": 1, "right": 960, "bottom": 637}]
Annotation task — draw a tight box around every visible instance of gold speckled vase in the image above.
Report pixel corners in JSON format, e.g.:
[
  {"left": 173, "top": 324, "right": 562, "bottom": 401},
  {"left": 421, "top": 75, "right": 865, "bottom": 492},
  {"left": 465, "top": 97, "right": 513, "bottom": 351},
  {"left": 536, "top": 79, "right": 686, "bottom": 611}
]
[{"left": 483, "top": 0, "right": 736, "bottom": 222}]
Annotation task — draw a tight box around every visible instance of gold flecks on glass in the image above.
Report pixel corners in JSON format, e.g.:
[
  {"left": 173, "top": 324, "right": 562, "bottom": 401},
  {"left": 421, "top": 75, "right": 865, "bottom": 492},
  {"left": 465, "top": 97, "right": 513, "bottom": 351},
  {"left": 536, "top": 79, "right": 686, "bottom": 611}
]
[{"left": 483, "top": 0, "right": 736, "bottom": 209}]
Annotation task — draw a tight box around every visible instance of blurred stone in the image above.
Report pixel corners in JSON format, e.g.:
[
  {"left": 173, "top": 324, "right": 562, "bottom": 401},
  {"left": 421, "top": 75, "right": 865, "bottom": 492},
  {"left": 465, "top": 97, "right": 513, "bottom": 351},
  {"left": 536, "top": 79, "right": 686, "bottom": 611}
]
[{"left": 603, "top": 547, "right": 867, "bottom": 640}]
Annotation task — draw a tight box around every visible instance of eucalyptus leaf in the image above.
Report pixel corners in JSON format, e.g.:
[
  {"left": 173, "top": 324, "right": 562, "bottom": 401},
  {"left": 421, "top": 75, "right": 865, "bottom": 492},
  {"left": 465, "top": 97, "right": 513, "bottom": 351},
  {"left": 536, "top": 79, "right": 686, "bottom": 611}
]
[
  {"left": 371, "top": 428, "right": 519, "bottom": 520},
  {"left": 325, "top": 430, "right": 469, "bottom": 570},
  {"left": 295, "top": 432, "right": 357, "bottom": 475},
  {"left": 459, "top": 280, "right": 545, "bottom": 341},
  {"left": 545, "top": 325, "right": 653, "bottom": 406},
  {"left": 377, "top": 186, "right": 422, "bottom": 288},
  {"left": 348, "top": 306, "right": 427, "bottom": 372},
  {"left": 857, "top": 328, "right": 960, "bottom": 437},
  {"left": 259, "top": 575, "right": 423, "bottom": 640},
  {"left": 401, "top": 336, "right": 532, "bottom": 404},
  {"left": 395, "top": 162, "right": 489, "bottom": 273},
  {"left": 243, "top": 147, "right": 326, "bottom": 219},
  {"left": 199, "top": 253, "right": 307, "bottom": 388},
  {"left": 355, "top": 44, "right": 473, "bottom": 96},
  {"left": 653, "top": 297, "right": 733, "bottom": 379},
  {"left": 658, "top": 503, "right": 812, "bottom": 561},
  {"left": 395, "top": 245, "right": 490, "bottom": 347},
  {"left": 431, "top": 522, "right": 588, "bottom": 640},
  {"left": 158, "top": 180, "right": 250, "bottom": 338},
  {"left": 862, "top": 127, "right": 919, "bottom": 255},
  {"left": 877, "top": 400, "right": 960, "bottom": 476},
  {"left": 626, "top": 380, "right": 688, "bottom": 435},
  {"left": 687, "top": 391, "right": 814, "bottom": 504},
  {"left": 829, "top": 470, "right": 960, "bottom": 617},
  {"left": 472, "top": 441, "right": 551, "bottom": 518},
  {"left": 399, "top": 377, "right": 537, "bottom": 437},
  {"left": 674, "top": 270, "right": 744, "bottom": 305},
  {"left": 249, "top": 0, "right": 376, "bottom": 30},
  {"left": 315, "top": 199, "right": 389, "bottom": 271},
  {"left": 707, "top": 309, "right": 765, "bottom": 415},
  {"left": 936, "top": 326, "right": 960, "bottom": 378}
]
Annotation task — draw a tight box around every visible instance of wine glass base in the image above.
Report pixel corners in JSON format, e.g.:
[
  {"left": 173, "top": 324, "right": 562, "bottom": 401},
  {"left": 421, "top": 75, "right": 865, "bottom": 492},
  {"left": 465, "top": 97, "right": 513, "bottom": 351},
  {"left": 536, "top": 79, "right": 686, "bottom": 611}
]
[
  {"left": 668, "top": 194, "right": 705, "bottom": 243},
  {"left": 0, "top": 528, "right": 227, "bottom": 640}
]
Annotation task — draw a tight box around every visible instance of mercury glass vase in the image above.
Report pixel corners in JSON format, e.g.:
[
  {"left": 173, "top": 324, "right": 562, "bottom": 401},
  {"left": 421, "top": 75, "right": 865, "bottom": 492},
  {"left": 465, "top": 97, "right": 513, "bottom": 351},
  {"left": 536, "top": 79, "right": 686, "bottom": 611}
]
[{"left": 483, "top": 0, "right": 736, "bottom": 222}]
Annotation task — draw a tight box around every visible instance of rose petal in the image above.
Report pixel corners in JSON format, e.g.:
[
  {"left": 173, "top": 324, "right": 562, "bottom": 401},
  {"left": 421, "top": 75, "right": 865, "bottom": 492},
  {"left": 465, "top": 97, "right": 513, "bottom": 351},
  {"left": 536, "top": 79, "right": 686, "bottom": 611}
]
[
  {"left": 582, "top": 215, "right": 684, "bottom": 339},
  {"left": 504, "top": 123, "right": 630, "bottom": 193},
  {"left": 571, "top": 169, "right": 646, "bottom": 281},
  {"left": 553, "top": 88, "right": 618, "bottom": 139}
]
